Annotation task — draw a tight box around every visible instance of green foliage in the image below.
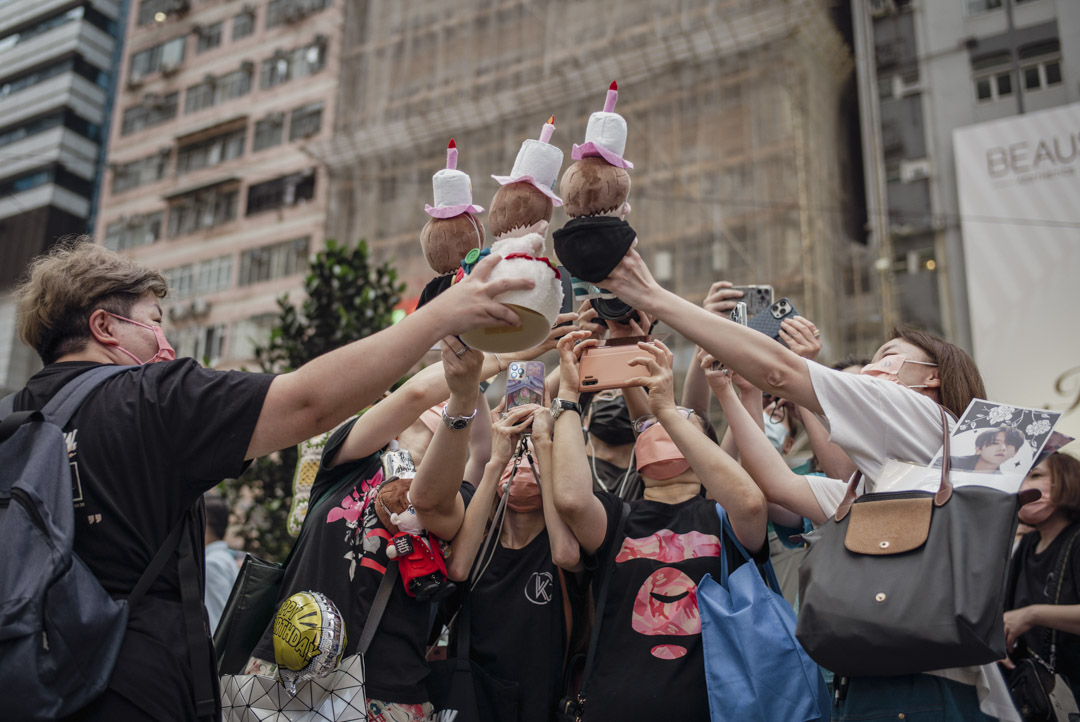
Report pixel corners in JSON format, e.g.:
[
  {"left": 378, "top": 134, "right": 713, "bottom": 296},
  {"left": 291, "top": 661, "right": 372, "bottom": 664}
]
[{"left": 223, "top": 239, "right": 404, "bottom": 561}]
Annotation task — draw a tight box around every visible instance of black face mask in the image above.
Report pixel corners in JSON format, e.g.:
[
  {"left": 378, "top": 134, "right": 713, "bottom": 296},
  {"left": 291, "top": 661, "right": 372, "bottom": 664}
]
[
  {"left": 553, "top": 216, "right": 637, "bottom": 284},
  {"left": 589, "top": 396, "right": 636, "bottom": 447}
]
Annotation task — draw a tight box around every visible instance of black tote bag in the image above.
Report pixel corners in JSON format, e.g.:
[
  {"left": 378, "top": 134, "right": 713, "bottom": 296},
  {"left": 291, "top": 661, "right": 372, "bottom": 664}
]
[
  {"left": 795, "top": 408, "right": 1038, "bottom": 677},
  {"left": 427, "top": 597, "right": 520, "bottom": 722},
  {"left": 213, "top": 554, "right": 285, "bottom": 675}
]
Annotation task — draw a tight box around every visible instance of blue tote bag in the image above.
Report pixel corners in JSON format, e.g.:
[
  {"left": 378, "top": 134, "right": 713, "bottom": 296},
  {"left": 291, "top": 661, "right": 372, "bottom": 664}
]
[{"left": 698, "top": 504, "right": 830, "bottom": 722}]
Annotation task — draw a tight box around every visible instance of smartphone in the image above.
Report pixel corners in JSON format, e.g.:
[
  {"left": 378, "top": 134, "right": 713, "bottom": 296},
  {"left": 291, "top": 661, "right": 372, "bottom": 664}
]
[
  {"left": 729, "top": 301, "right": 749, "bottom": 327},
  {"left": 506, "top": 361, "right": 545, "bottom": 409},
  {"left": 717, "top": 302, "right": 749, "bottom": 370},
  {"left": 578, "top": 341, "right": 651, "bottom": 392},
  {"left": 746, "top": 297, "right": 799, "bottom": 345},
  {"left": 730, "top": 285, "right": 774, "bottom": 319}
]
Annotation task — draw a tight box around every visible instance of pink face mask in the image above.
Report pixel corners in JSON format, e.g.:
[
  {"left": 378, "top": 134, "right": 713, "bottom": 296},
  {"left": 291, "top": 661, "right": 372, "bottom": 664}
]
[
  {"left": 635, "top": 424, "right": 691, "bottom": 481},
  {"left": 498, "top": 460, "right": 543, "bottom": 513},
  {"left": 107, "top": 313, "right": 176, "bottom": 364},
  {"left": 860, "top": 353, "right": 936, "bottom": 390}
]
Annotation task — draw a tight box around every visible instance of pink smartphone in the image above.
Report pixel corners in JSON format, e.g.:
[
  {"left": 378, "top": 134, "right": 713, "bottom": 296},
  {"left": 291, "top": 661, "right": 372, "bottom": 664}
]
[{"left": 578, "top": 343, "right": 651, "bottom": 392}]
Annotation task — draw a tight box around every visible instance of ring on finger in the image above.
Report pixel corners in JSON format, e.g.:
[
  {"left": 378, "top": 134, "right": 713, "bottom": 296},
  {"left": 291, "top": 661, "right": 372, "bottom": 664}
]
[
  {"left": 455, "top": 346, "right": 468, "bottom": 357},
  {"left": 812, "top": 330, "right": 821, "bottom": 338}
]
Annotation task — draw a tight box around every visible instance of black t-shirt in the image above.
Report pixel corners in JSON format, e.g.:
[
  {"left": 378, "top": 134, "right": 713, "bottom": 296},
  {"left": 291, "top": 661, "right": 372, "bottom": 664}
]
[
  {"left": 1009, "top": 522, "right": 1080, "bottom": 689},
  {"left": 590, "top": 455, "right": 643, "bottom": 501},
  {"left": 456, "top": 529, "right": 584, "bottom": 722},
  {"left": 583, "top": 491, "right": 768, "bottom": 721},
  {"left": 253, "top": 418, "right": 475, "bottom": 703},
  {"left": 13, "top": 360, "right": 273, "bottom": 721}
]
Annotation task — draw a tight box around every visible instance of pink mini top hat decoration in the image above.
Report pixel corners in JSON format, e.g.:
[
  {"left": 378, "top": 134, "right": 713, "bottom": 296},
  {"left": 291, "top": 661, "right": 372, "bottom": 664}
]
[
  {"left": 492, "top": 115, "right": 565, "bottom": 206},
  {"left": 572, "top": 81, "right": 633, "bottom": 169},
  {"left": 425, "top": 138, "right": 485, "bottom": 219}
]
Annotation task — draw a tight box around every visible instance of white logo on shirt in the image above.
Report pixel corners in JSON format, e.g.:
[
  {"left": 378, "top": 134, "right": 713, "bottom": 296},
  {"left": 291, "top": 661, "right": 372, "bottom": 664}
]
[{"left": 525, "top": 571, "right": 554, "bottom": 605}]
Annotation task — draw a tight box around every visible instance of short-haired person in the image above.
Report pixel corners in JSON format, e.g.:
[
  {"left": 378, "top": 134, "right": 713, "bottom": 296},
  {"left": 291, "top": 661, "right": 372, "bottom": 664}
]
[
  {"left": 202, "top": 493, "right": 238, "bottom": 635},
  {"left": 7, "top": 240, "right": 532, "bottom": 721},
  {"left": 1004, "top": 453, "right": 1080, "bottom": 700},
  {"left": 598, "top": 249, "right": 1016, "bottom": 719},
  {"left": 949, "top": 426, "right": 1026, "bottom": 473},
  {"left": 552, "top": 331, "right": 768, "bottom": 720}
]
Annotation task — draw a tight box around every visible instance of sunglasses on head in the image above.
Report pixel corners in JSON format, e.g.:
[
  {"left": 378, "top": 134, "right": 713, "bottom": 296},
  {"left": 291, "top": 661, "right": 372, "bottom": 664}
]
[{"left": 633, "top": 406, "right": 695, "bottom": 435}]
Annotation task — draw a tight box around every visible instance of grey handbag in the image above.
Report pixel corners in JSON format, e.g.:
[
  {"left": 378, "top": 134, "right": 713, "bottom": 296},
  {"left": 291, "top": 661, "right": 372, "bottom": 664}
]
[{"left": 795, "top": 408, "right": 1039, "bottom": 677}]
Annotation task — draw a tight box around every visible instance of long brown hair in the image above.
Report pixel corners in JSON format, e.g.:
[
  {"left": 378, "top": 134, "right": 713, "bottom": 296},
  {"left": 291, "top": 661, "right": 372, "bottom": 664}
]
[{"left": 890, "top": 325, "right": 985, "bottom": 419}]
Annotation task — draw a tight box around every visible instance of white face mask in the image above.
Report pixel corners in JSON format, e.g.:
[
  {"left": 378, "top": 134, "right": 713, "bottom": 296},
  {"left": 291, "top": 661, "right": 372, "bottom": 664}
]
[{"left": 763, "top": 414, "right": 790, "bottom": 454}]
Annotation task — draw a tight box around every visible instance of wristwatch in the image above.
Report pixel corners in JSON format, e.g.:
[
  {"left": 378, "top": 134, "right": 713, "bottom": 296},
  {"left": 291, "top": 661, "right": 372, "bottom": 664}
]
[
  {"left": 441, "top": 406, "right": 477, "bottom": 430},
  {"left": 550, "top": 398, "right": 582, "bottom": 421}
]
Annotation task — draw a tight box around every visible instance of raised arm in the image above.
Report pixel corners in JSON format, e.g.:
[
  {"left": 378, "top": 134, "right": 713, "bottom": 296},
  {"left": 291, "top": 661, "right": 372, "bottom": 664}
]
[
  {"left": 247, "top": 255, "right": 534, "bottom": 459},
  {"left": 463, "top": 393, "right": 492, "bottom": 486},
  {"left": 626, "top": 341, "right": 767, "bottom": 553},
  {"left": 703, "top": 353, "right": 828, "bottom": 526},
  {"left": 601, "top": 250, "right": 820, "bottom": 414},
  {"left": 446, "top": 406, "right": 533, "bottom": 581},
  {"left": 552, "top": 331, "right": 609, "bottom": 556},
  {"left": 776, "top": 315, "right": 860, "bottom": 480},
  {"left": 531, "top": 407, "right": 583, "bottom": 572},
  {"left": 409, "top": 344, "right": 483, "bottom": 540},
  {"left": 325, "top": 311, "right": 577, "bottom": 465},
  {"left": 681, "top": 283, "right": 744, "bottom": 415}
]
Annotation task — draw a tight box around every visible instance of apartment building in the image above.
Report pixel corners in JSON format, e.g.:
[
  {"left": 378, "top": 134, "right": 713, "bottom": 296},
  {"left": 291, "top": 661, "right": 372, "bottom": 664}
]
[
  {"left": 852, "top": 0, "right": 1079, "bottom": 346},
  {"left": 312, "top": 0, "right": 878, "bottom": 361},
  {"left": 0, "top": 0, "right": 123, "bottom": 394},
  {"left": 94, "top": 0, "right": 342, "bottom": 367}
]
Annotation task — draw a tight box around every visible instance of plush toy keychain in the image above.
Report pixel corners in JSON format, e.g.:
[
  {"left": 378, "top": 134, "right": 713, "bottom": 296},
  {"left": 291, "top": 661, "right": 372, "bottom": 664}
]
[
  {"left": 553, "top": 81, "right": 640, "bottom": 323},
  {"left": 364, "top": 441, "right": 456, "bottom": 603},
  {"left": 458, "top": 116, "right": 565, "bottom": 353},
  {"left": 416, "top": 139, "right": 486, "bottom": 308}
]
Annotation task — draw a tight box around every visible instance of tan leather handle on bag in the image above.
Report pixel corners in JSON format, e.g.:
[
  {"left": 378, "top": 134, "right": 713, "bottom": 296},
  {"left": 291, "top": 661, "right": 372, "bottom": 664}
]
[{"left": 835, "top": 407, "right": 953, "bottom": 522}]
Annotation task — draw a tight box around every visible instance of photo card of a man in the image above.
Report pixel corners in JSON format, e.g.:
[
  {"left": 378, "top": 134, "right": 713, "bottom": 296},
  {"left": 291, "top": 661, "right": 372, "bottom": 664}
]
[{"left": 929, "top": 400, "right": 1062, "bottom": 492}]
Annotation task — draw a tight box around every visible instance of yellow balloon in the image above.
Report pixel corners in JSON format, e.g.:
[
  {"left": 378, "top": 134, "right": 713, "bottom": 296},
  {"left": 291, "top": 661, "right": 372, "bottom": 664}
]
[{"left": 272, "top": 591, "right": 347, "bottom": 695}]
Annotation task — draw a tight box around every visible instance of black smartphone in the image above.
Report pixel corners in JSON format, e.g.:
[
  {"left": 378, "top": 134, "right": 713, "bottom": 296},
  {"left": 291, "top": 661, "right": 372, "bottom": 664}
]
[{"left": 746, "top": 297, "right": 799, "bottom": 345}]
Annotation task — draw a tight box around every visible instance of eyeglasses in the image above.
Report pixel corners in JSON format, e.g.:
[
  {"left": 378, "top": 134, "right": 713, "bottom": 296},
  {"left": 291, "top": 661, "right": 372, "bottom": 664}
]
[
  {"left": 594, "top": 389, "right": 622, "bottom": 402},
  {"left": 633, "top": 406, "right": 694, "bottom": 435}
]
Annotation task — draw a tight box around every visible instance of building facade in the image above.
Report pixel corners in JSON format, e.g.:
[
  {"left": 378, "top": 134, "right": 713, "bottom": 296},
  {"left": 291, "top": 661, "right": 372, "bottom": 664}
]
[
  {"left": 310, "top": 0, "right": 877, "bottom": 364},
  {"left": 852, "top": 0, "right": 1079, "bottom": 347},
  {"left": 94, "top": 0, "right": 342, "bottom": 367},
  {"left": 0, "top": 0, "right": 123, "bottom": 394}
]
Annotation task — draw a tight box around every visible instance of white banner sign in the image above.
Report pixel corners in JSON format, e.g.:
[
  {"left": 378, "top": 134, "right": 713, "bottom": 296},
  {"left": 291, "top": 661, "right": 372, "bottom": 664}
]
[{"left": 953, "top": 102, "right": 1080, "bottom": 446}]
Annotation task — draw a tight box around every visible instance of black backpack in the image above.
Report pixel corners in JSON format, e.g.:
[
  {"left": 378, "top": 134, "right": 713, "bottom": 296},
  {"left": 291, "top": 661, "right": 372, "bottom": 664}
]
[{"left": 0, "top": 366, "right": 195, "bottom": 719}]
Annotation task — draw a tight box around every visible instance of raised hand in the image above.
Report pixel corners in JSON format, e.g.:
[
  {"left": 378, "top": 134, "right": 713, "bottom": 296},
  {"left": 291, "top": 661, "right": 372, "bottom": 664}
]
[
  {"left": 779, "top": 316, "right": 822, "bottom": 361},
  {"left": 437, "top": 254, "right": 535, "bottom": 335},
  {"left": 556, "top": 330, "right": 597, "bottom": 397},
  {"left": 702, "top": 281, "right": 744, "bottom": 317},
  {"left": 599, "top": 248, "right": 660, "bottom": 313},
  {"left": 441, "top": 338, "right": 484, "bottom": 399},
  {"left": 490, "top": 405, "right": 536, "bottom": 465},
  {"left": 625, "top": 340, "right": 676, "bottom": 416},
  {"left": 604, "top": 310, "right": 652, "bottom": 340}
]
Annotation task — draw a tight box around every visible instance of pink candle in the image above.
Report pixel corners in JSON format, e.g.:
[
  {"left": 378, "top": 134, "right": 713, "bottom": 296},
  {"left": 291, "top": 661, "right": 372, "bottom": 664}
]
[
  {"left": 539, "top": 115, "right": 555, "bottom": 144},
  {"left": 446, "top": 138, "right": 458, "bottom": 170},
  {"left": 604, "top": 81, "right": 618, "bottom": 113}
]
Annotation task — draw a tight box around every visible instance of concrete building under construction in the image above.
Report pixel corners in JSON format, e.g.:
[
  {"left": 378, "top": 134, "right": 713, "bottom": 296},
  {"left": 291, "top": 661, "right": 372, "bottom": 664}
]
[{"left": 311, "top": 0, "right": 879, "bottom": 361}]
